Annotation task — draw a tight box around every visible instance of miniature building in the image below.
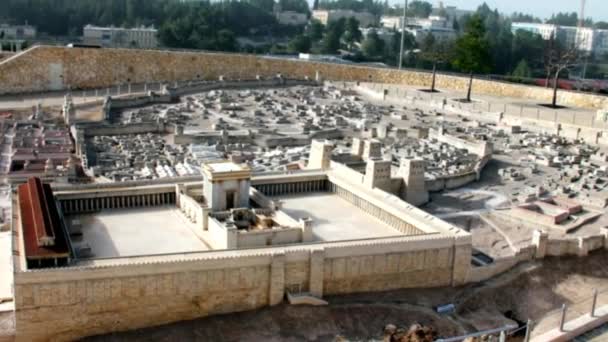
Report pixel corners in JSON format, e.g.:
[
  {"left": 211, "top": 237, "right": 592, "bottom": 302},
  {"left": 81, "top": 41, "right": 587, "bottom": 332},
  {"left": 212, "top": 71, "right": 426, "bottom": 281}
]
[
  {"left": 308, "top": 140, "right": 333, "bottom": 170},
  {"left": 362, "top": 139, "right": 382, "bottom": 161},
  {"left": 363, "top": 159, "right": 392, "bottom": 192},
  {"left": 400, "top": 159, "right": 429, "bottom": 206},
  {"left": 351, "top": 137, "right": 365, "bottom": 157},
  {"left": 16, "top": 178, "right": 70, "bottom": 268},
  {"left": 202, "top": 161, "right": 251, "bottom": 211}
]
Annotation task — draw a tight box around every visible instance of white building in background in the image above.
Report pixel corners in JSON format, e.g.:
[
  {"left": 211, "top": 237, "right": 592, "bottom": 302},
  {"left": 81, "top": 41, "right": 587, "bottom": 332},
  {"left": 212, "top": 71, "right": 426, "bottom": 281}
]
[
  {"left": 512, "top": 22, "right": 608, "bottom": 54},
  {"left": 360, "top": 28, "right": 396, "bottom": 45},
  {"left": 83, "top": 25, "right": 158, "bottom": 49},
  {"left": 511, "top": 23, "right": 559, "bottom": 40},
  {"left": 381, "top": 16, "right": 402, "bottom": 29},
  {"left": 312, "top": 10, "right": 377, "bottom": 27},
  {"left": 0, "top": 24, "right": 37, "bottom": 39},
  {"left": 408, "top": 27, "right": 456, "bottom": 44},
  {"left": 380, "top": 14, "right": 456, "bottom": 44}
]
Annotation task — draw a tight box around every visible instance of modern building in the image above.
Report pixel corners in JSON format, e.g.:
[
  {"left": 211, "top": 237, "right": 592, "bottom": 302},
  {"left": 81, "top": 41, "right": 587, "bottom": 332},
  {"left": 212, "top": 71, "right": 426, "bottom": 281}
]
[
  {"left": 408, "top": 27, "right": 457, "bottom": 44},
  {"left": 361, "top": 28, "right": 396, "bottom": 45},
  {"left": 380, "top": 15, "right": 456, "bottom": 43},
  {"left": 380, "top": 16, "right": 402, "bottom": 29},
  {"left": 512, "top": 22, "right": 608, "bottom": 54},
  {"left": 430, "top": 3, "right": 473, "bottom": 22},
  {"left": 83, "top": 25, "right": 158, "bottom": 49},
  {"left": 0, "top": 23, "right": 37, "bottom": 40},
  {"left": 312, "top": 10, "right": 377, "bottom": 27}
]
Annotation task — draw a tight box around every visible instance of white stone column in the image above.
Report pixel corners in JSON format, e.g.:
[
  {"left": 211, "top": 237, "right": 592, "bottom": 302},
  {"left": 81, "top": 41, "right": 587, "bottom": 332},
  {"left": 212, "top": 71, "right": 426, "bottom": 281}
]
[
  {"left": 533, "top": 230, "right": 548, "bottom": 259},
  {"left": 577, "top": 237, "right": 589, "bottom": 257}
]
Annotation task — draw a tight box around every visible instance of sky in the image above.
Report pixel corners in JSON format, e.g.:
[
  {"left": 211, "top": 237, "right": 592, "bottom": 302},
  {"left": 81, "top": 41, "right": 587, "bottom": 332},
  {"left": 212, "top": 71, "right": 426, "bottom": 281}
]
[{"left": 426, "top": 0, "right": 608, "bottom": 22}]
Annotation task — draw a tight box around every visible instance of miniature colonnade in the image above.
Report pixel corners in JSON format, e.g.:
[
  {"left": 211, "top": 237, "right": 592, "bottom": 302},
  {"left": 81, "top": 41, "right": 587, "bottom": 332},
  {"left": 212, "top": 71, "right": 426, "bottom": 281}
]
[{"left": 56, "top": 187, "right": 176, "bottom": 214}]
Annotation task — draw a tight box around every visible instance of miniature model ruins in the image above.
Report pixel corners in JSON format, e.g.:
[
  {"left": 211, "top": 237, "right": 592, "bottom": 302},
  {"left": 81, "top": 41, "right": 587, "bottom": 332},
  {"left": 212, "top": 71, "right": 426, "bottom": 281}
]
[{"left": 1, "top": 46, "right": 608, "bottom": 341}]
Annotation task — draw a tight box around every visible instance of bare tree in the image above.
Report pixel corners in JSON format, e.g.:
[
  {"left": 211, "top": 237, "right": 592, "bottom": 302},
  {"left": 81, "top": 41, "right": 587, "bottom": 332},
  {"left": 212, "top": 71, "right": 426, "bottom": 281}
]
[
  {"left": 543, "top": 35, "right": 582, "bottom": 108},
  {"left": 420, "top": 37, "right": 453, "bottom": 92}
]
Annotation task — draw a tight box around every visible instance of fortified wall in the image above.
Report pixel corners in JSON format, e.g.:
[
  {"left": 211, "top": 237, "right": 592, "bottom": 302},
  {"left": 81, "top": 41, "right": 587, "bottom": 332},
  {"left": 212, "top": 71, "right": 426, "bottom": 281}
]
[
  {"left": 0, "top": 46, "right": 607, "bottom": 110},
  {"left": 12, "top": 235, "right": 458, "bottom": 342},
  {"left": 8, "top": 162, "right": 472, "bottom": 341}
]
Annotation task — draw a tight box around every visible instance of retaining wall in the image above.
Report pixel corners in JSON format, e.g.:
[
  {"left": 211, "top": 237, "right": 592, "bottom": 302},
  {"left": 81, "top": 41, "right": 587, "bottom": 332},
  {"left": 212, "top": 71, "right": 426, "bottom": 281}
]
[
  {"left": 12, "top": 234, "right": 459, "bottom": 341},
  {"left": 1, "top": 46, "right": 607, "bottom": 110}
]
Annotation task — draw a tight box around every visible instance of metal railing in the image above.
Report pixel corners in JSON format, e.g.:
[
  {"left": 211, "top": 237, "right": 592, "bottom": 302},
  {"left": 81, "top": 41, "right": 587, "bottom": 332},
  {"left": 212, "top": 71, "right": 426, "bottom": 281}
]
[
  {"left": 531, "top": 287, "right": 608, "bottom": 338},
  {"left": 435, "top": 324, "right": 520, "bottom": 342}
]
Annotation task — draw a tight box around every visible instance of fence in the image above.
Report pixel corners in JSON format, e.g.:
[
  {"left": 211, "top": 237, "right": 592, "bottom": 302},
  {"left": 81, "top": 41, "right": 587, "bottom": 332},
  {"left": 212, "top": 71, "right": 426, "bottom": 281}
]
[
  {"left": 435, "top": 323, "right": 528, "bottom": 342},
  {"left": 531, "top": 287, "right": 608, "bottom": 339}
]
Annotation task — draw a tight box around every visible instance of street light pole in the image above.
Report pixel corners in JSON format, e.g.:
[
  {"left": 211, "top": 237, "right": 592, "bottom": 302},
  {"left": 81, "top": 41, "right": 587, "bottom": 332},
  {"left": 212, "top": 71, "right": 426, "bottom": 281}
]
[{"left": 398, "top": 0, "right": 408, "bottom": 69}]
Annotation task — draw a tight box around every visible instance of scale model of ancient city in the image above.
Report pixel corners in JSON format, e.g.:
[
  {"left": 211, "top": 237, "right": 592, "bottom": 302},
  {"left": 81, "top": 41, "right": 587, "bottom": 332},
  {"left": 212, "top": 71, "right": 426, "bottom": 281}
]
[{"left": 1, "top": 46, "right": 608, "bottom": 342}]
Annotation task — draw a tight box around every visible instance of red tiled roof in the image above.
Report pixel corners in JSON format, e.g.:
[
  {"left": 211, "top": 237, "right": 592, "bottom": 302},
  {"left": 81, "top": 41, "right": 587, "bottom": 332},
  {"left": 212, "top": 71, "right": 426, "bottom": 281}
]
[{"left": 18, "top": 178, "right": 69, "bottom": 259}]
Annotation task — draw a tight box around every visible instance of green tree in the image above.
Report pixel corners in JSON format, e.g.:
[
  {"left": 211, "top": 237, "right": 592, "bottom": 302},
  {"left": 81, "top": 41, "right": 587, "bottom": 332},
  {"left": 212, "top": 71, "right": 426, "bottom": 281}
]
[
  {"left": 546, "top": 12, "right": 579, "bottom": 26},
  {"left": 512, "top": 59, "right": 532, "bottom": 78},
  {"left": 385, "top": 29, "right": 414, "bottom": 66},
  {"left": 408, "top": 1, "right": 432, "bottom": 18},
  {"left": 288, "top": 34, "right": 312, "bottom": 53},
  {"left": 216, "top": 29, "right": 237, "bottom": 52},
  {"left": 322, "top": 18, "right": 346, "bottom": 53},
  {"left": 322, "top": 29, "right": 341, "bottom": 53},
  {"left": 511, "top": 12, "right": 542, "bottom": 23},
  {"left": 595, "top": 22, "right": 608, "bottom": 30},
  {"left": 341, "top": 18, "right": 362, "bottom": 51},
  {"left": 452, "top": 14, "right": 492, "bottom": 102},
  {"left": 278, "top": 0, "right": 310, "bottom": 14},
  {"left": 308, "top": 19, "right": 325, "bottom": 41},
  {"left": 317, "top": 0, "right": 383, "bottom": 16},
  {"left": 361, "top": 29, "right": 384, "bottom": 58},
  {"left": 511, "top": 29, "right": 544, "bottom": 71},
  {"left": 247, "top": 0, "right": 275, "bottom": 12}
]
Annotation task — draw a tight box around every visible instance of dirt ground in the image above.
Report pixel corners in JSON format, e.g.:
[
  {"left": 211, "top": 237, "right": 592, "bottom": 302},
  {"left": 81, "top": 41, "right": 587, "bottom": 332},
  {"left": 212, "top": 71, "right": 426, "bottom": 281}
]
[{"left": 81, "top": 250, "right": 608, "bottom": 342}]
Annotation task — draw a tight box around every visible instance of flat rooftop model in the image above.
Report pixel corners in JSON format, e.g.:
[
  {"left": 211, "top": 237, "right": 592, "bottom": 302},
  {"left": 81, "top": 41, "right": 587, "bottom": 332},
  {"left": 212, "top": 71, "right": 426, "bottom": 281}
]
[
  {"left": 277, "top": 193, "right": 403, "bottom": 241},
  {"left": 71, "top": 207, "right": 210, "bottom": 259}
]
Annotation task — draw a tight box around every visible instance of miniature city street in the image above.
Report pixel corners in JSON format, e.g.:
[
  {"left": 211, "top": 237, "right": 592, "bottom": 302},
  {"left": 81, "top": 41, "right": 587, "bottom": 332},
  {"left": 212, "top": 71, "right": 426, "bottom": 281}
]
[{"left": 2, "top": 74, "right": 608, "bottom": 342}]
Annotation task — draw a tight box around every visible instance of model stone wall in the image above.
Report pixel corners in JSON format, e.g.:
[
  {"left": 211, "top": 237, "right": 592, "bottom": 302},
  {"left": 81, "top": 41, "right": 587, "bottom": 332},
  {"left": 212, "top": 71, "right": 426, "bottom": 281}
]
[
  {"left": 13, "top": 257, "right": 273, "bottom": 342},
  {"left": 1, "top": 46, "right": 607, "bottom": 110},
  {"left": 322, "top": 247, "right": 453, "bottom": 294},
  {"left": 12, "top": 233, "right": 461, "bottom": 341}
]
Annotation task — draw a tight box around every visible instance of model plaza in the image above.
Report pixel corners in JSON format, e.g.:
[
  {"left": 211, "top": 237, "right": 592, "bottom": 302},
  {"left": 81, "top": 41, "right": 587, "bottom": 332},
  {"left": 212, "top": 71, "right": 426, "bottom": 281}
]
[{"left": 24, "top": 140, "right": 462, "bottom": 264}]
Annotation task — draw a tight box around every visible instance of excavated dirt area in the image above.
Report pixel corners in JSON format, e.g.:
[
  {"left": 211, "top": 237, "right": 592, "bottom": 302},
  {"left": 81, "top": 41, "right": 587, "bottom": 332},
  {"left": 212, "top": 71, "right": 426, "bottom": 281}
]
[{"left": 83, "top": 251, "right": 608, "bottom": 342}]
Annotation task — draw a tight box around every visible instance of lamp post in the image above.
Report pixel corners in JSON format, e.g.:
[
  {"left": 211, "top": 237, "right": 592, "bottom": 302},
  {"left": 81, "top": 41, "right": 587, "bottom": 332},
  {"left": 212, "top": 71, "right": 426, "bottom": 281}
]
[{"left": 398, "top": 0, "right": 408, "bottom": 69}]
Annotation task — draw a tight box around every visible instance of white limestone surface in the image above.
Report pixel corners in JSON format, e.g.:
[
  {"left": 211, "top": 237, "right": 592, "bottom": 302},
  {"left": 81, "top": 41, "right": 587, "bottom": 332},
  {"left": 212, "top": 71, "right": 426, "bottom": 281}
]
[
  {"left": 276, "top": 193, "right": 403, "bottom": 242},
  {"left": 73, "top": 207, "right": 210, "bottom": 258}
]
